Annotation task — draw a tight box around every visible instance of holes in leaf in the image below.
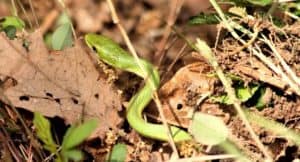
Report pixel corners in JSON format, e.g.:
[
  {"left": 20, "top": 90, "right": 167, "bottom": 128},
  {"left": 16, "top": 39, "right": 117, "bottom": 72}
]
[
  {"left": 71, "top": 97, "right": 79, "bottom": 104},
  {"left": 45, "top": 92, "right": 53, "bottom": 98},
  {"left": 94, "top": 93, "right": 99, "bottom": 99},
  {"left": 177, "top": 103, "right": 183, "bottom": 110},
  {"left": 54, "top": 98, "right": 61, "bottom": 104},
  {"left": 19, "top": 95, "right": 29, "bottom": 101}
]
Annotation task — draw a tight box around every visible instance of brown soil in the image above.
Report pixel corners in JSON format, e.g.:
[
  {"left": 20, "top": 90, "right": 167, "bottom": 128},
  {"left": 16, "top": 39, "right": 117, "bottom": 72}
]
[{"left": 0, "top": 0, "right": 300, "bottom": 162}]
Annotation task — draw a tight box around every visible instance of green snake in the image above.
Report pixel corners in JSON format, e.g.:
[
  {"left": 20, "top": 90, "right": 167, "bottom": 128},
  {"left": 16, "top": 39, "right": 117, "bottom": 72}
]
[{"left": 85, "top": 34, "right": 191, "bottom": 142}]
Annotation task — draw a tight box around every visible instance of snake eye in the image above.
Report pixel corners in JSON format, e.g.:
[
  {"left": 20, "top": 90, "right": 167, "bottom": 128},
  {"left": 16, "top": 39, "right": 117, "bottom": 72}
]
[{"left": 92, "top": 46, "right": 97, "bottom": 52}]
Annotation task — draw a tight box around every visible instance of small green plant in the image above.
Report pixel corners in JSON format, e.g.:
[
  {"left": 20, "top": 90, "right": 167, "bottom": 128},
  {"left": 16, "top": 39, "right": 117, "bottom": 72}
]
[
  {"left": 0, "top": 16, "right": 25, "bottom": 39},
  {"left": 33, "top": 112, "right": 98, "bottom": 162},
  {"left": 227, "top": 0, "right": 273, "bottom": 6},
  {"left": 188, "top": 12, "right": 220, "bottom": 25},
  {"left": 190, "top": 112, "right": 229, "bottom": 145},
  {"left": 48, "top": 12, "right": 73, "bottom": 50},
  {"left": 106, "top": 143, "right": 127, "bottom": 162},
  {"left": 211, "top": 82, "right": 267, "bottom": 108}
]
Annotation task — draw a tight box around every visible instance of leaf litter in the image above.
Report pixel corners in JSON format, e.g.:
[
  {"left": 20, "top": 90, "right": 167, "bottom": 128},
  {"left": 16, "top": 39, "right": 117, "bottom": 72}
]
[
  {"left": 1, "top": 1, "right": 300, "bottom": 161},
  {"left": 158, "top": 20, "right": 300, "bottom": 160},
  {"left": 0, "top": 31, "right": 122, "bottom": 139}
]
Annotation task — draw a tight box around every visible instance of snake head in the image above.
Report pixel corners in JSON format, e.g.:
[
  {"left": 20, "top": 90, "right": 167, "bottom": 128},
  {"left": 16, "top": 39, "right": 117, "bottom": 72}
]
[
  {"left": 85, "top": 34, "right": 124, "bottom": 67},
  {"left": 84, "top": 34, "right": 101, "bottom": 53}
]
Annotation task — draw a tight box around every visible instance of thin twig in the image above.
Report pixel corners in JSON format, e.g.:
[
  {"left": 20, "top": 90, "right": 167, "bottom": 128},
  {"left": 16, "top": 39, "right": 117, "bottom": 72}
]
[
  {"left": 39, "top": 10, "right": 59, "bottom": 35},
  {"left": 170, "top": 154, "right": 237, "bottom": 162},
  {"left": 155, "top": 0, "right": 185, "bottom": 66},
  {"left": 284, "top": 11, "right": 300, "bottom": 20},
  {"left": 262, "top": 34, "right": 300, "bottom": 88},
  {"left": 0, "top": 126, "right": 23, "bottom": 161},
  {"left": 43, "top": 146, "right": 62, "bottom": 162},
  {"left": 106, "top": 0, "right": 180, "bottom": 158},
  {"left": 28, "top": 0, "right": 39, "bottom": 27},
  {"left": 10, "top": 0, "right": 18, "bottom": 16},
  {"left": 16, "top": 0, "right": 33, "bottom": 29},
  {"left": 161, "top": 43, "right": 187, "bottom": 83},
  {"left": 228, "top": 22, "right": 259, "bottom": 55}
]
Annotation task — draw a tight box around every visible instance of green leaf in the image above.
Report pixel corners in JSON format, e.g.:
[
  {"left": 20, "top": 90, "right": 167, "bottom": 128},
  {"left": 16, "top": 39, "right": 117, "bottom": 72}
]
[
  {"left": 189, "top": 112, "right": 228, "bottom": 145},
  {"left": 189, "top": 13, "right": 220, "bottom": 25},
  {"left": 245, "top": 109, "right": 300, "bottom": 146},
  {"left": 62, "top": 119, "right": 98, "bottom": 150},
  {"left": 236, "top": 84, "right": 259, "bottom": 102},
  {"left": 51, "top": 23, "right": 73, "bottom": 50},
  {"left": 246, "top": 0, "right": 272, "bottom": 6},
  {"left": 44, "top": 33, "right": 53, "bottom": 49},
  {"left": 22, "top": 39, "right": 31, "bottom": 51},
  {"left": 3, "top": 26, "right": 16, "bottom": 39},
  {"left": 33, "top": 112, "right": 57, "bottom": 153},
  {"left": 255, "top": 87, "right": 267, "bottom": 110},
  {"left": 0, "top": 16, "right": 25, "bottom": 39},
  {"left": 106, "top": 143, "right": 127, "bottom": 162},
  {"left": 227, "top": 0, "right": 272, "bottom": 6},
  {"left": 211, "top": 84, "right": 260, "bottom": 105},
  {"left": 63, "top": 149, "right": 83, "bottom": 161},
  {"left": 55, "top": 12, "right": 72, "bottom": 27},
  {"left": 0, "top": 16, "right": 25, "bottom": 29},
  {"left": 211, "top": 95, "right": 232, "bottom": 104}
]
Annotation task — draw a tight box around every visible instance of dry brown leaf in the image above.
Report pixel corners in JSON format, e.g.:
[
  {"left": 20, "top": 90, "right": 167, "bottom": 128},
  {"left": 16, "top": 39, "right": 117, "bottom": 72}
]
[
  {"left": 0, "top": 31, "right": 122, "bottom": 139},
  {"left": 234, "top": 57, "right": 294, "bottom": 94},
  {"left": 159, "top": 62, "right": 217, "bottom": 128}
]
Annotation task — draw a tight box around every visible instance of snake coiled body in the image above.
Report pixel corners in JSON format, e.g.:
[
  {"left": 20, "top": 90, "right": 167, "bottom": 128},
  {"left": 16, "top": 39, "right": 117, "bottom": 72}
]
[{"left": 85, "top": 34, "right": 191, "bottom": 142}]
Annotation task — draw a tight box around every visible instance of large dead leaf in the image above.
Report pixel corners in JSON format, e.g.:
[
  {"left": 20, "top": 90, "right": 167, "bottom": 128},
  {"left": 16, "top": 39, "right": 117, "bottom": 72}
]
[
  {"left": 0, "top": 31, "right": 122, "bottom": 138},
  {"left": 159, "top": 62, "right": 219, "bottom": 128}
]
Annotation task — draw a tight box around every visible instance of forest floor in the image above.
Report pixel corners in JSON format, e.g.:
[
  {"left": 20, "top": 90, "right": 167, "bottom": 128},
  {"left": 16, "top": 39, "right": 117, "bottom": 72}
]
[{"left": 0, "top": 0, "right": 300, "bottom": 162}]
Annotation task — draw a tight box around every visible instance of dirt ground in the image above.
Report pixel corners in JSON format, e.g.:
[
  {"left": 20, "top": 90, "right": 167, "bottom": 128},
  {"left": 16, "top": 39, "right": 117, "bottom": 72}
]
[{"left": 0, "top": 0, "right": 300, "bottom": 162}]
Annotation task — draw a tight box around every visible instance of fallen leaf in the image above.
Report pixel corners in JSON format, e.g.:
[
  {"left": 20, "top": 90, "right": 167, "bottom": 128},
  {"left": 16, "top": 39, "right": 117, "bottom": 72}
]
[
  {"left": 159, "top": 62, "right": 217, "bottom": 128},
  {"left": 190, "top": 112, "right": 229, "bottom": 145},
  {"left": 234, "top": 57, "right": 294, "bottom": 94},
  {"left": 0, "top": 31, "right": 122, "bottom": 139}
]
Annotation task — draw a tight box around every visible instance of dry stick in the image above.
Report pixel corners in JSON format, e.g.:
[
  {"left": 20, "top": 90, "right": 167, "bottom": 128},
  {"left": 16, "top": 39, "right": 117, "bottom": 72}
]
[
  {"left": 284, "top": 11, "right": 300, "bottom": 20},
  {"left": 10, "top": 0, "right": 18, "bottom": 16},
  {"left": 262, "top": 34, "right": 300, "bottom": 87},
  {"left": 0, "top": 126, "right": 23, "bottom": 161},
  {"left": 43, "top": 146, "right": 62, "bottom": 162},
  {"left": 106, "top": 0, "right": 180, "bottom": 158},
  {"left": 170, "top": 154, "right": 237, "bottom": 162},
  {"left": 253, "top": 45, "right": 300, "bottom": 96},
  {"left": 161, "top": 43, "right": 187, "bottom": 84},
  {"left": 28, "top": 0, "right": 39, "bottom": 27},
  {"left": 155, "top": 0, "right": 185, "bottom": 66},
  {"left": 16, "top": 0, "right": 33, "bottom": 29},
  {"left": 228, "top": 22, "right": 259, "bottom": 56},
  {"left": 39, "top": 10, "right": 59, "bottom": 35},
  {"left": 209, "top": 0, "right": 272, "bottom": 160}
]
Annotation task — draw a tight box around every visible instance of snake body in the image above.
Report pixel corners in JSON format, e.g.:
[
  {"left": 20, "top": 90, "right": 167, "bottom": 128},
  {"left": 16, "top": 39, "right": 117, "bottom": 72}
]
[{"left": 85, "top": 34, "right": 191, "bottom": 142}]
